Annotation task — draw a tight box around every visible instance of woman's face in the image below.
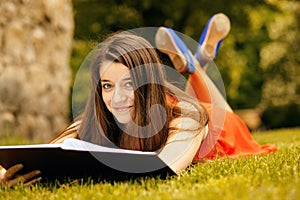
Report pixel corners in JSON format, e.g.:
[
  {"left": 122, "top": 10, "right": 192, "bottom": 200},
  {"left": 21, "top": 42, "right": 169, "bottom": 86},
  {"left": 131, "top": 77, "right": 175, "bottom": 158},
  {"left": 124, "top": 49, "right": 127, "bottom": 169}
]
[{"left": 100, "top": 62, "right": 135, "bottom": 124}]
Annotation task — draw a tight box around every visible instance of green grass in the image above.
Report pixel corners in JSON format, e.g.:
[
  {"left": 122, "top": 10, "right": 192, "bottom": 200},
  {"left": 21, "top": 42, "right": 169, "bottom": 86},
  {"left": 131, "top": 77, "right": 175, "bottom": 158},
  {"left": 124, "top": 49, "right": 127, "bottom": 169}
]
[{"left": 1, "top": 128, "right": 299, "bottom": 200}]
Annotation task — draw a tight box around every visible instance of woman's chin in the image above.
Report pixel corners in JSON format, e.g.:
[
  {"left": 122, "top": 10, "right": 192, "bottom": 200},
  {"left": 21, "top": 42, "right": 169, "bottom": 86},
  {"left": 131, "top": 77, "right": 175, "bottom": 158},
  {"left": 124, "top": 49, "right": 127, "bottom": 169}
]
[
  {"left": 112, "top": 109, "right": 134, "bottom": 124},
  {"left": 114, "top": 116, "right": 132, "bottom": 124}
]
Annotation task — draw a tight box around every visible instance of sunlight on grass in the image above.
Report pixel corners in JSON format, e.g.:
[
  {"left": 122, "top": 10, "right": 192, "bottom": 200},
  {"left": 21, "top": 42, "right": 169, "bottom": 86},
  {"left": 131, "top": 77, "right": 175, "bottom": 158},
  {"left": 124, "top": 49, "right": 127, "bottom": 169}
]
[
  {"left": 253, "top": 128, "right": 300, "bottom": 149},
  {"left": 0, "top": 128, "right": 299, "bottom": 200}
]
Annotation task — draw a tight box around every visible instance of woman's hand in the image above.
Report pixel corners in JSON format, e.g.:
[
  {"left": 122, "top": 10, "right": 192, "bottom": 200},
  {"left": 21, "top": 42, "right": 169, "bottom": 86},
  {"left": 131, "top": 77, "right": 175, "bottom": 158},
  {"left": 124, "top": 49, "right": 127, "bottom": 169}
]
[{"left": 0, "top": 164, "right": 41, "bottom": 187}]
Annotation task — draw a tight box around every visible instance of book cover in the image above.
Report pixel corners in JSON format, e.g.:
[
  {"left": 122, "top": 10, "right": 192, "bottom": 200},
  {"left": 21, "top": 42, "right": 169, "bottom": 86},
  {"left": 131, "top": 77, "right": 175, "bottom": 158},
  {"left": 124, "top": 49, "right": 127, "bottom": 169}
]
[{"left": 0, "top": 139, "right": 175, "bottom": 180}]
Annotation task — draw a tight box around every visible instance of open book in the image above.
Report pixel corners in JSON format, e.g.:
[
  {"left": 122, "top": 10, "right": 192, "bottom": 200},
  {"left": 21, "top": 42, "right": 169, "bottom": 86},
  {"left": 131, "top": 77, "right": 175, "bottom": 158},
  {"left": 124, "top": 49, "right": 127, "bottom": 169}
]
[{"left": 0, "top": 138, "right": 175, "bottom": 180}]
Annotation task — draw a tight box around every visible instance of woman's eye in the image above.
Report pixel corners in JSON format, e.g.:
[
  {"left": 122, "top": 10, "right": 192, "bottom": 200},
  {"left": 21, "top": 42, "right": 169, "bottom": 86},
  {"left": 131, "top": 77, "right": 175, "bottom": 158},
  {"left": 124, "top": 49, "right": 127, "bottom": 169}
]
[
  {"left": 102, "top": 83, "right": 112, "bottom": 90},
  {"left": 125, "top": 81, "right": 133, "bottom": 88}
]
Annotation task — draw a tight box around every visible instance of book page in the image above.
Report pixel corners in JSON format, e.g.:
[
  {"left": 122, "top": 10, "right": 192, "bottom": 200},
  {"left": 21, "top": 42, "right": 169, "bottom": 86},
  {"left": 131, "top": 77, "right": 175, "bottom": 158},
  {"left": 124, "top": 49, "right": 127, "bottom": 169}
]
[{"left": 62, "top": 138, "right": 157, "bottom": 155}]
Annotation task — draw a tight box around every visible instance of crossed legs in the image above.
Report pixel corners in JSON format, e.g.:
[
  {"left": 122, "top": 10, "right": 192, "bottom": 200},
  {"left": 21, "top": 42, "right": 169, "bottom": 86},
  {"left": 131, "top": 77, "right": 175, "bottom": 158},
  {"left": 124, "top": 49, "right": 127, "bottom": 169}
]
[{"left": 155, "top": 13, "right": 232, "bottom": 112}]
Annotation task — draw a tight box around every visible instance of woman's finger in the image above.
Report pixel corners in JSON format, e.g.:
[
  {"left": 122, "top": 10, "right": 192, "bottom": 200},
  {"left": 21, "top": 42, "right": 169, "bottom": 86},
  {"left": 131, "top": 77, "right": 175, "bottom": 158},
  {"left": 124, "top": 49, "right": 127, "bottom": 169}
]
[
  {"left": 6, "top": 175, "right": 26, "bottom": 187},
  {"left": 4, "top": 164, "right": 24, "bottom": 180},
  {"left": 7, "top": 170, "right": 41, "bottom": 187},
  {"left": 21, "top": 170, "right": 41, "bottom": 182},
  {"left": 23, "top": 177, "right": 42, "bottom": 187}
]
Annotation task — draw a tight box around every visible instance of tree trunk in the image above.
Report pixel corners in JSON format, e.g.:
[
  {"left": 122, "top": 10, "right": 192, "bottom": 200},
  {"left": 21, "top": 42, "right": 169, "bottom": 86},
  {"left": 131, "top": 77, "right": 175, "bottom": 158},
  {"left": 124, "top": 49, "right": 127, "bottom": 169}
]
[{"left": 0, "top": 0, "right": 74, "bottom": 142}]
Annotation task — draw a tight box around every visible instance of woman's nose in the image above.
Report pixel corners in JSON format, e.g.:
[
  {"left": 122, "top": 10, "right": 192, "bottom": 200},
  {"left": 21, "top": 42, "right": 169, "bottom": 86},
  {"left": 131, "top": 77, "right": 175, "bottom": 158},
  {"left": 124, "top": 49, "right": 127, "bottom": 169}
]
[{"left": 112, "top": 86, "right": 127, "bottom": 104}]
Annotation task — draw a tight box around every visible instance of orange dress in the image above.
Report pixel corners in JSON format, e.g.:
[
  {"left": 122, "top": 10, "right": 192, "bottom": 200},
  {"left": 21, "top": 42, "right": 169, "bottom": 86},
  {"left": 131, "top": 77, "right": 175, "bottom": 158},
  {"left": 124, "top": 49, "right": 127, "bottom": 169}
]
[
  {"left": 193, "top": 103, "right": 277, "bottom": 161},
  {"left": 185, "top": 70, "right": 277, "bottom": 161}
]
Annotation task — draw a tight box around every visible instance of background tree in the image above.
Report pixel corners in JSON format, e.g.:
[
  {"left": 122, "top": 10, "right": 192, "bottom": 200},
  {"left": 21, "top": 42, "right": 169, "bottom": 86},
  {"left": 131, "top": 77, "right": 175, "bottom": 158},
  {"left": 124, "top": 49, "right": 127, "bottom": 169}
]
[{"left": 0, "top": 0, "right": 74, "bottom": 141}]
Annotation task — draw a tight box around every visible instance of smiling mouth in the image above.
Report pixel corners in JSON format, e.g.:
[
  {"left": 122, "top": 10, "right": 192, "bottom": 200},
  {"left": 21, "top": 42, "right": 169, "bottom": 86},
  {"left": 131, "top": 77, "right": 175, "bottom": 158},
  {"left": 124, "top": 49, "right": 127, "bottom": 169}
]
[{"left": 113, "top": 106, "right": 133, "bottom": 113}]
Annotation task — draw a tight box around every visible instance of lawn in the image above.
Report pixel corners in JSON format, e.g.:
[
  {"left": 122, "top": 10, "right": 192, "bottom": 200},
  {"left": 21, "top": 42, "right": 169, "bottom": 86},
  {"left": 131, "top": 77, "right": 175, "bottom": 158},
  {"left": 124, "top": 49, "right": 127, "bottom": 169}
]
[{"left": 0, "top": 128, "right": 299, "bottom": 200}]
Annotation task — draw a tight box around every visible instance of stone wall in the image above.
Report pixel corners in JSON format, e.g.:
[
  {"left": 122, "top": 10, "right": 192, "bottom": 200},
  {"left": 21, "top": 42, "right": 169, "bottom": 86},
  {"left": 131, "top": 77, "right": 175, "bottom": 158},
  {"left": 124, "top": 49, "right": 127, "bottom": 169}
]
[{"left": 0, "top": 0, "right": 74, "bottom": 141}]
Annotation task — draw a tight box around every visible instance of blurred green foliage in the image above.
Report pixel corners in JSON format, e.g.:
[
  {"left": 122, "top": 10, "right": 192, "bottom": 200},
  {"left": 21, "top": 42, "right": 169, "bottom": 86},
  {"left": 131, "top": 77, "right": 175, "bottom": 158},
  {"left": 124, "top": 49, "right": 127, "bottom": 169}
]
[
  {"left": 71, "top": 0, "right": 300, "bottom": 128},
  {"left": 261, "top": 103, "right": 300, "bottom": 129}
]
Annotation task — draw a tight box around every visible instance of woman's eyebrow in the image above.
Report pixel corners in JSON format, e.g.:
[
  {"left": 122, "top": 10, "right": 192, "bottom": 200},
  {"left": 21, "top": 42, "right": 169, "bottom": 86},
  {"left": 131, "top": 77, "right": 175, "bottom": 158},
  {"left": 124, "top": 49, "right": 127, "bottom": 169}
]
[
  {"left": 100, "top": 76, "right": 131, "bottom": 83},
  {"left": 122, "top": 77, "right": 132, "bottom": 81},
  {"left": 101, "top": 79, "right": 110, "bottom": 83}
]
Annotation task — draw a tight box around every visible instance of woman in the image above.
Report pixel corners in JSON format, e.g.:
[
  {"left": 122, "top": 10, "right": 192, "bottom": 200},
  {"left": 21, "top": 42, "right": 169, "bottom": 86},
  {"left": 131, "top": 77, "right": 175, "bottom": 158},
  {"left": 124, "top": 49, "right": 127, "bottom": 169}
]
[
  {"left": 0, "top": 21, "right": 277, "bottom": 186},
  {"left": 50, "top": 32, "right": 210, "bottom": 171},
  {"left": 0, "top": 32, "right": 210, "bottom": 186}
]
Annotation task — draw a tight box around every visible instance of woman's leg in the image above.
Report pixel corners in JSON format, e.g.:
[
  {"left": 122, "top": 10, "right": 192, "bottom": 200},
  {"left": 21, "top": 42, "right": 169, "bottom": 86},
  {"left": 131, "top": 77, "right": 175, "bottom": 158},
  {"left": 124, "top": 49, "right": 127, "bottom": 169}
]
[
  {"left": 195, "top": 13, "right": 231, "bottom": 70},
  {"left": 185, "top": 59, "right": 233, "bottom": 112},
  {"left": 155, "top": 27, "right": 232, "bottom": 112}
]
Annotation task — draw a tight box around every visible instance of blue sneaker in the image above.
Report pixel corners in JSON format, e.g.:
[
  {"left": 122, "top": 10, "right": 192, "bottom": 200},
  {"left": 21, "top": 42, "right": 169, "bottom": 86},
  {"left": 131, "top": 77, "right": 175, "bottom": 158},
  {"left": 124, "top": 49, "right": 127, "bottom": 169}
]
[
  {"left": 195, "top": 13, "right": 231, "bottom": 67},
  {"left": 155, "top": 27, "right": 195, "bottom": 73}
]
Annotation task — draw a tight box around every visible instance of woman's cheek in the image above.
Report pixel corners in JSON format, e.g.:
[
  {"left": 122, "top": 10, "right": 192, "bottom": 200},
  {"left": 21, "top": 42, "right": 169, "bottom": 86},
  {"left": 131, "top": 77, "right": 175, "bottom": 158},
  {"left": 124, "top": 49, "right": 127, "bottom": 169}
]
[{"left": 102, "top": 93, "right": 112, "bottom": 112}]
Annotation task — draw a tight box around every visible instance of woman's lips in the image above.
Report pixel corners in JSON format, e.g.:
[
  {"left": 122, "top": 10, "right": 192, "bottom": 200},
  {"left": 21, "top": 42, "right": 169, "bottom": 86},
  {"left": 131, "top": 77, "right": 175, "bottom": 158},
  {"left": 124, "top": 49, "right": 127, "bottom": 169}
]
[{"left": 113, "top": 106, "right": 133, "bottom": 113}]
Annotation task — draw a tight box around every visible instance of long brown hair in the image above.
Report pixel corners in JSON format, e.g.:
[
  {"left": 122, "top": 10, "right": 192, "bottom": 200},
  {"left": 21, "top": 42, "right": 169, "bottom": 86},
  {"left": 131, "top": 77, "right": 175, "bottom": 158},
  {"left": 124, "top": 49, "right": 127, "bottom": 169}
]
[{"left": 78, "top": 32, "right": 209, "bottom": 151}]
